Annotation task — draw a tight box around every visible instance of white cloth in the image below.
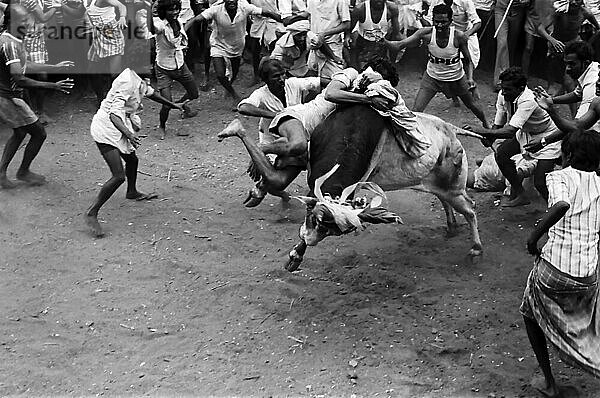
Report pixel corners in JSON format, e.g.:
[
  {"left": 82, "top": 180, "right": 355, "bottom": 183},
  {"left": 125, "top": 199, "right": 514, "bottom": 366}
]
[
  {"left": 238, "top": 76, "right": 321, "bottom": 141},
  {"left": 201, "top": 0, "right": 263, "bottom": 57},
  {"left": 362, "top": 79, "right": 431, "bottom": 158},
  {"left": 153, "top": 17, "right": 188, "bottom": 70},
  {"left": 473, "top": 152, "right": 505, "bottom": 191},
  {"left": 542, "top": 166, "right": 600, "bottom": 277},
  {"left": 269, "top": 67, "right": 356, "bottom": 138},
  {"left": 279, "top": 0, "right": 307, "bottom": 18},
  {"left": 494, "top": 86, "right": 562, "bottom": 159},
  {"left": 306, "top": 0, "right": 350, "bottom": 77},
  {"left": 574, "top": 61, "right": 600, "bottom": 131},
  {"left": 180, "top": 0, "right": 195, "bottom": 23},
  {"left": 356, "top": 0, "right": 389, "bottom": 41},
  {"left": 249, "top": 0, "right": 284, "bottom": 45},
  {"left": 90, "top": 69, "right": 154, "bottom": 154},
  {"left": 396, "top": 0, "right": 423, "bottom": 33}
]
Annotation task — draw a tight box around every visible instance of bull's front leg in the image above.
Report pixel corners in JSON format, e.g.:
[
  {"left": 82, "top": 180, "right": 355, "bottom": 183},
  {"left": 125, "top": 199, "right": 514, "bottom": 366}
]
[{"left": 284, "top": 240, "right": 307, "bottom": 272}]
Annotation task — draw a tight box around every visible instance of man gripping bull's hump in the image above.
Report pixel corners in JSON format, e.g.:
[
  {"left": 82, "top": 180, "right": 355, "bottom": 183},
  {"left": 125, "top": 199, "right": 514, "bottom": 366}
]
[{"left": 218, "top": 56, "right": 409, "bottom": 208}]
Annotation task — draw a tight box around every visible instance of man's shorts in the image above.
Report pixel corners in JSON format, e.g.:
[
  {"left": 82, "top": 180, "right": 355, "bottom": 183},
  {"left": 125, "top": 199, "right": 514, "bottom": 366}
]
[
  {"left": 420, "top": 71, "right": 470, "bottom": 99},
  {"left": 155, "top": 64, "right": 197, "bottom": 92},
  {"left": 0, "top": 96, "right": 39, "bottom": 129}
]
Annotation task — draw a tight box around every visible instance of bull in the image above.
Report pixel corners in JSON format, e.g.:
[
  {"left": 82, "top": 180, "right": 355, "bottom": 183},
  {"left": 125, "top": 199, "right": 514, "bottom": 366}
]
[{"left": 285, "top": 105, "right": 483, "bottom": 272}]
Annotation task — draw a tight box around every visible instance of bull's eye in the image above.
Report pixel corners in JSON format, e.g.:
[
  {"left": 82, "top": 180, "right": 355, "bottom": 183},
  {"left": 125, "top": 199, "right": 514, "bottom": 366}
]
[{"left": 316, "top": 223, "right": 329, "bottom": 233}]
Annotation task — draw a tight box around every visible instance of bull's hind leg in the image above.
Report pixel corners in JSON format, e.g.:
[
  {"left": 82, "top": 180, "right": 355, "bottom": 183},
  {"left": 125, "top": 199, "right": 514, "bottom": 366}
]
[
  {"left": 445, "top": 192, "right": 482, "bottom": 258},
  {"left": 437, "top": 196, "right": 459, "bottom": 237}
]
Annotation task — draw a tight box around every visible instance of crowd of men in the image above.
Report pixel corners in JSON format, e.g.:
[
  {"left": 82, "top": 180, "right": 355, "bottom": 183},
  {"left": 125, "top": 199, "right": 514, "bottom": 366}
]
[{"left": 2, "top": 0, "right": 600, "bottom": 396}]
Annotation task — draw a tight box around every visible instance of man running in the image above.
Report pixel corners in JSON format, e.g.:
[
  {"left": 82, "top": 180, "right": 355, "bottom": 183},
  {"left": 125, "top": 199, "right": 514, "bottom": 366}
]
[{"left": 0, "top": 4, "right": 74, "bottom": 189}]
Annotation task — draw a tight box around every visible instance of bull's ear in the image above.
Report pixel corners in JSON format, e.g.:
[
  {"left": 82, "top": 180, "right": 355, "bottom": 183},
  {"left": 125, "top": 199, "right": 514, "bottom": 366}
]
[{"left": 293, "top": 196, "right": 318, "bottom": 209}]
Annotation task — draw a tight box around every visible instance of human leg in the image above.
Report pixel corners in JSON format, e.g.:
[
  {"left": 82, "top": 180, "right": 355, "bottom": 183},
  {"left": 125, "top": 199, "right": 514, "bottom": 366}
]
[
  {"left": 458, "top": 93, "right": 491, "bottom": 128},
  {"left": 532, "top": 159, "right": 557, "bottom": 202},
  {"left": 248, "top": 36, "right": 262, "bottom": 83},
  {"left": 158, "top": 85, "right": 173, "bottom": 140},
  {"left": 85, "top": 144, "right": 126, "bottom": 237},
  {"left": 0, "top": 128, "right": 28, "bottom": 189},
  {"left": 494, "top": 6, "right": 510, "bottom": 86},
  {"left": 230, "top": 56, "right": 242, "bottom": 83},
  {"left": 176, "top": 65, "right": 200, "bottom": 121},
  {"left": 218, "top": 118, "right": 305, "bottom": 189},
  {"left": 522, "top": 32, "right": 535, "bottom": 76},
  {"left": 213, "top": 57, "right": 240, "bottom": 100},
  {"left": 15, "top": 121, "right": 47, "bottom": 185},
  {"left": 523, "top": 315, "right": 560, "bottom": 397},
  {"left": 495, "top": 138, "right": 529, "bottom": 206},
  {"left": 412, "top": 86, "right": 437, "bottom": 112}
]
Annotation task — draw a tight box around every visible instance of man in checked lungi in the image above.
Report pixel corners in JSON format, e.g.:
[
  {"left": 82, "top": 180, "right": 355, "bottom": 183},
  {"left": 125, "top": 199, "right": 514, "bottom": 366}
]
[{"left": 523, "top": 129, "right": 600, "bottom": 398}]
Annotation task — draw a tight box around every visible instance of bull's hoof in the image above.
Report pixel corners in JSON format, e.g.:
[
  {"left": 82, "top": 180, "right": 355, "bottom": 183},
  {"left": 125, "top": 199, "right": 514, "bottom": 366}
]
[
  {"left": 285, "top": 256, "right": 303, "bottom": 272},
  {"left": 243, "top": 187, "right": 266, "bottom": 207}
]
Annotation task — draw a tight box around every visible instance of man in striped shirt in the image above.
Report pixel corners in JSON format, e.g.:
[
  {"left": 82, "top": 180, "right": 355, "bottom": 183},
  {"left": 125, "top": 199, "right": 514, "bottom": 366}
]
[{"left": 522, "top": 129, "right": 600, "bottom": 397}]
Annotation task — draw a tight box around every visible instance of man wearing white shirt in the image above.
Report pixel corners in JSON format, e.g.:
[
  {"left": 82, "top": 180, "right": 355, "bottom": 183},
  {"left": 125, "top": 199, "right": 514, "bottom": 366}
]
[
  {"left": 466, "top": 67, "right": 562, "bottom": 207},
  {"left": 187, "top": 0, "right": 281, "bottom": 100},
  {"left": 545, "top": 42, "right": 600, "bottom": 129}
]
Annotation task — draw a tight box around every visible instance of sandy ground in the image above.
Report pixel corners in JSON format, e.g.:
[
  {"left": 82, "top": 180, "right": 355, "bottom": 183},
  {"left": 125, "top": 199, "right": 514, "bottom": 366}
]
[{"left": 1, "top": 62, "right": 600, "bottom": 398}]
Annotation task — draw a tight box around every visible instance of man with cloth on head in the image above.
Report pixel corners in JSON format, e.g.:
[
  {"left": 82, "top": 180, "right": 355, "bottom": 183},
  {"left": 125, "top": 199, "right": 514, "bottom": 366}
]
[{"left": 271, "top": 20, "right": 312, "bottom": 78}]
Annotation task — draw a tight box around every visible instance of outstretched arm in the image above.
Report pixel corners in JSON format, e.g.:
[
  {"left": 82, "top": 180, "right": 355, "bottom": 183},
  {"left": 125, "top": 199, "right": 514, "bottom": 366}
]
[
  {"left": 261, "top": 9, "right": 282, "bottom": 22},
  {"left": 384, "top": 27, "right": 429, "bottom": 51}
]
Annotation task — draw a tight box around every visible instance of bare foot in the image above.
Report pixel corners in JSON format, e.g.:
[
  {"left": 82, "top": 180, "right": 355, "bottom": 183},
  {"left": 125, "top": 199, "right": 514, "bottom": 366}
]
[
  {"left": 85, "top": 214, "right": 105, "bottom": 238},
  {"left": 502, "top": 195, "right": 530, "bottom": 207},
  {"left": 530, "top": 377, "right": 580, "bottom": 398},
  {"left": 159, "top": 126, "right": 166, "bottom": 140},
  {"left": 199, "top": 77, "right": 209, "bottom": 91},
  {"left": 182, "top": 102, "right": 198, "bottom": 118},
  {"left": 15, "top": 171, "right": 46, "bottom": 186},
  {"left": 126, "top": 191, "right": 158, "bottom": 201},
  {"left": 0, "top": 175, "right": 17, "bottom": 189},
  {"left": 217, "top": 119, "right": 246, "bottom": 142}
]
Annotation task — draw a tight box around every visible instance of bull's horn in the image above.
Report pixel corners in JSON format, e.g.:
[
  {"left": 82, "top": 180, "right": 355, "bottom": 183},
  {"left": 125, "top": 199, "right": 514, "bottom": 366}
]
[{"left": 293, "top": 196, "right": 318, "bottom": 207}]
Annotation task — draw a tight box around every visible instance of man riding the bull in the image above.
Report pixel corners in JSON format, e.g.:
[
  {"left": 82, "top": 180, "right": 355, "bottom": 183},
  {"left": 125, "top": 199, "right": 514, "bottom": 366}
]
[{"left": 218, "top": 57, "right": 427, "bottom": 207}]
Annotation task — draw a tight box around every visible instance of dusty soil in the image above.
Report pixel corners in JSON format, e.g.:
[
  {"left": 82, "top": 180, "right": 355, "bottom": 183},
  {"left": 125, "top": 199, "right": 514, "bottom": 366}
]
[{"left": 1, "top": 62, "right": 600, "bottom": 398}]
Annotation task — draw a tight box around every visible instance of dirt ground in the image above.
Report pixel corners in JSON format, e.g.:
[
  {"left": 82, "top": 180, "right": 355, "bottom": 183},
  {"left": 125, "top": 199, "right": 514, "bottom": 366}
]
[{"left": 1, "top": 61, "right": 600, "bottom": 398}]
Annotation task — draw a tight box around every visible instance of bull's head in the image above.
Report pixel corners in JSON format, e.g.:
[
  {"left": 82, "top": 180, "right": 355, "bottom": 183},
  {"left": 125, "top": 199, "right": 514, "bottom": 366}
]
[
  {"left": 295, "top": 164, "right": 403, "bottom": 247},
  {"left": 296, "top": 197, "right": 345, "bottom": 246}
]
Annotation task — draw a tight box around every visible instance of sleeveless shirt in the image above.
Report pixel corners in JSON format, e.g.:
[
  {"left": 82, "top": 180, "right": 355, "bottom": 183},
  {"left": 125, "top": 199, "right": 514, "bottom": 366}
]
[
  {"left": 426, "top": 26, "right": 464, "bottom": 81},
  {"left": 357, "top": 0, "right": 389, "bottom": 41}
]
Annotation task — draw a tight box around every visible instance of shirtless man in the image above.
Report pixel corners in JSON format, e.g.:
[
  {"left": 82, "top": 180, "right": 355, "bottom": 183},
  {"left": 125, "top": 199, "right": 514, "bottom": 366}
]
[
  {"left": 384, "top": 3, "right": 489, "bottom": 128},
  {"left": 0, "top": 4, "right": 74, "bottom": 189},
  {"left": 218, "top": 57, "right": 398, "bottom": 207}
]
